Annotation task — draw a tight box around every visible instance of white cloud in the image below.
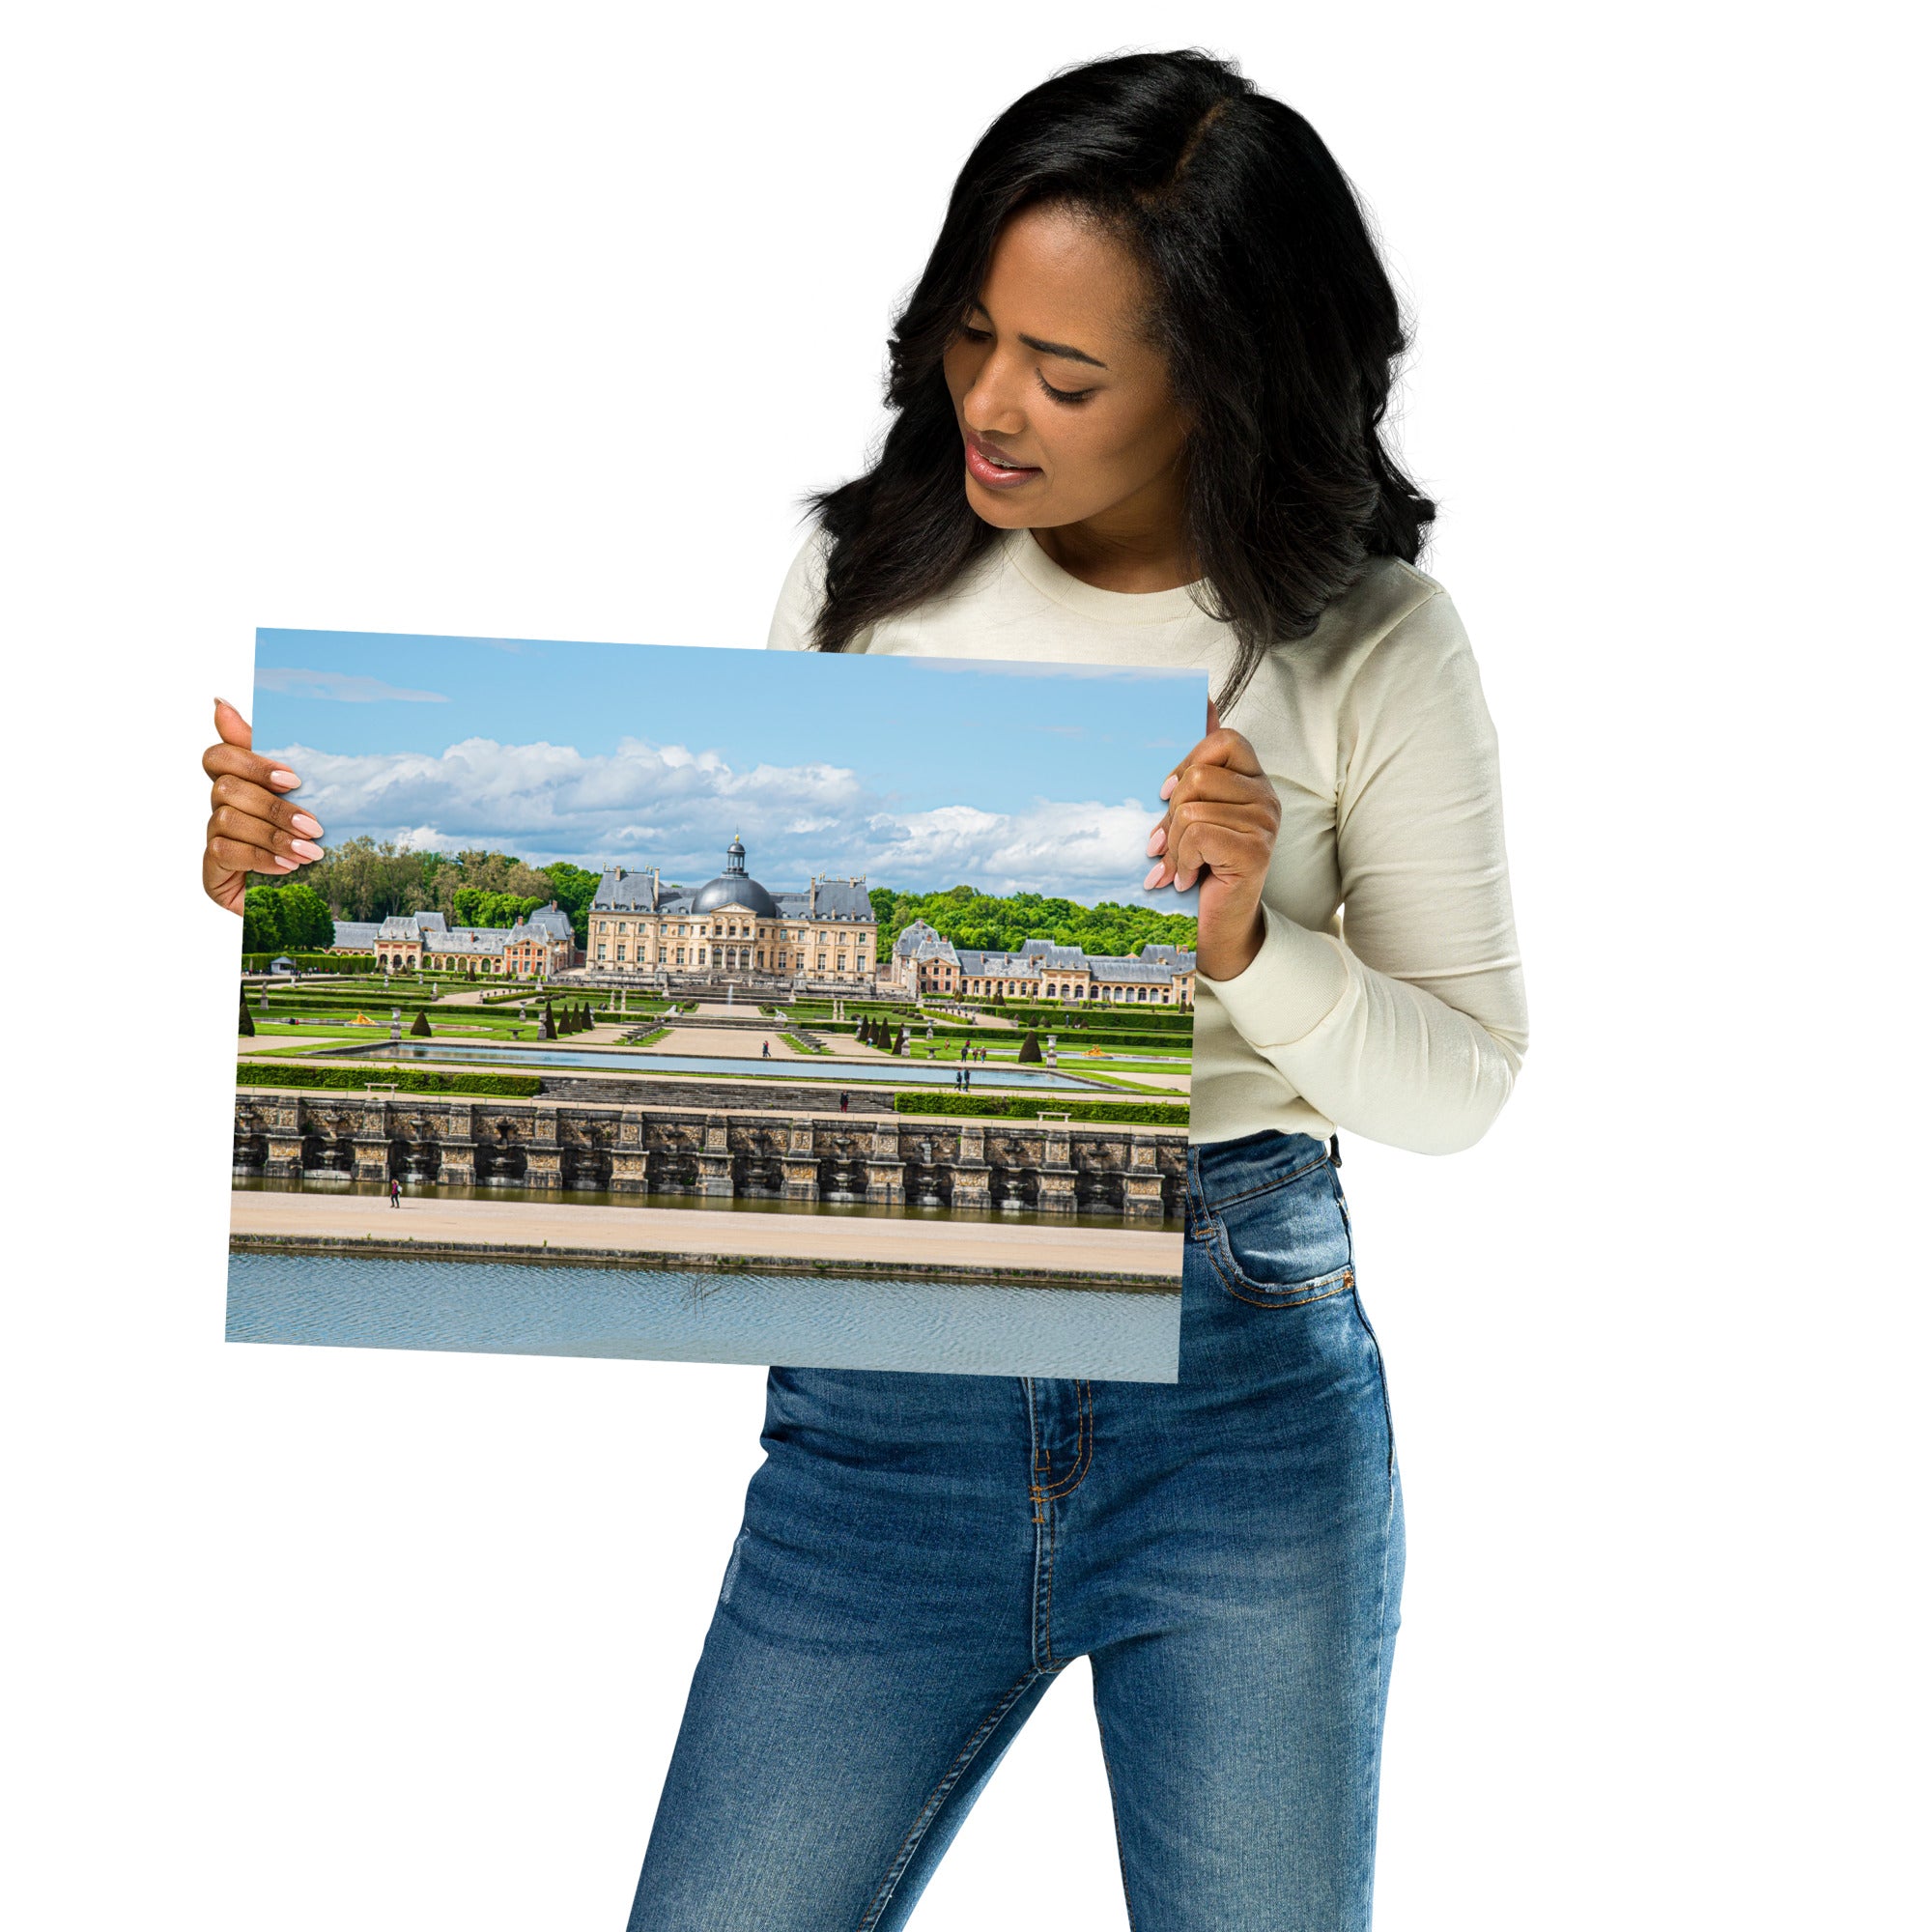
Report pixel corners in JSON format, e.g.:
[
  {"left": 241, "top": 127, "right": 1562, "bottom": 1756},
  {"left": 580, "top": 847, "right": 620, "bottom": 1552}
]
[{"left": 263, "top": 736, "right": 1173, "bottom": 905}]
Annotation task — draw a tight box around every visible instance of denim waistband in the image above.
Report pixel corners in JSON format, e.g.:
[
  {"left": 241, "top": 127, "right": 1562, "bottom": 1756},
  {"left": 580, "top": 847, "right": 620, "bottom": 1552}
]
[{"left": 1186, "top": 1129, "right": 1333, "bottom": 1211}]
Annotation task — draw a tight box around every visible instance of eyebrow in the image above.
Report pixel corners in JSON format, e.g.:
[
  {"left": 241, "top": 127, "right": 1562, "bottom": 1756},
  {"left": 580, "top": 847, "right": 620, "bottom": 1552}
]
[
  {"left": 968, "top": 301, "right": 1108, "bottom": 369},
  {"left": 1019, "top": 333, "right": 1107, "bottom": 370}
]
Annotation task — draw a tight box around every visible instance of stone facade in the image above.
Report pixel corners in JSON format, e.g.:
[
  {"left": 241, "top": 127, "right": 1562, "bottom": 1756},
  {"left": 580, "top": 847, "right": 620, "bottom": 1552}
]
[
  {"left": 887, "top": 923, "right": 1197, "bottom": 1007},
  {"left": 329, "top": 905, "right": 577, "bottom": 978},
  {"left": 586, "top": 838, "right": 876, "bottom": 985},
  {"left": 233, "top": 1092, "right": 1185, "bottom": 1220}
]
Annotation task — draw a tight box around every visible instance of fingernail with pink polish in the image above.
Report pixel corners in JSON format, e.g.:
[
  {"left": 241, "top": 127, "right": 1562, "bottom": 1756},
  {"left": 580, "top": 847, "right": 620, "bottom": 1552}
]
[
  {"left": 269, "top": 769, "right": 298, "bottom": 788},
  {"left": 1145, "top": 827, "right": 1167, "bottom": 857},
  {"left": 291, "top": 813, "right": 323, "bottom": 838},
  {"left": 272, "top": 855, "right": 298, "bottom": 870},
  {"left": 290, "top": 838, "right": 324, "bottom": 862},
  {"left": 1144, "top": 863, "right": 1166, "bottom": 890},
  {"left": 1159, "top": 775, "right": 1178, "bottom": 800}
]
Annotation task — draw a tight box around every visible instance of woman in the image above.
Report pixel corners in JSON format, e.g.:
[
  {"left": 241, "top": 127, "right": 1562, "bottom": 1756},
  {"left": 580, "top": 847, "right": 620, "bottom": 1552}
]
[{"left": 200, "top": 49, "right": 1527, "bottom": 1931}]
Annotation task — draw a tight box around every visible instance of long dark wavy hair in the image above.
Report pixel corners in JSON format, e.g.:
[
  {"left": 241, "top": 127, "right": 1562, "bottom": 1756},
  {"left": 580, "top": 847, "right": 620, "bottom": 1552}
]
[{"left": 805, "top": 48, "right": 1435, "bottom": 712}]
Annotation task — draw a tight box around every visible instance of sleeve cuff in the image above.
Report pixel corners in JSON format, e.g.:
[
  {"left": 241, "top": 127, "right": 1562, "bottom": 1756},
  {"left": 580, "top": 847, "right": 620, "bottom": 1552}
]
[{"left": 1194, "top": 901, "right": 1350, "bottom": 1049}]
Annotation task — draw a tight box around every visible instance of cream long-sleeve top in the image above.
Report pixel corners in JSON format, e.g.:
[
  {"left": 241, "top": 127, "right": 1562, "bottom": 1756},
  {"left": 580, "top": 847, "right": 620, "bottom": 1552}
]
[{"left": 766, "top": 525, "right": 1529, "bottom": 1156}]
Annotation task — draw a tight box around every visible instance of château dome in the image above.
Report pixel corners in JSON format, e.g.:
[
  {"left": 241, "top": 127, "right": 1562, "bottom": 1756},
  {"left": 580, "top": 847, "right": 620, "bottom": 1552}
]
[{"left": 689, "top": 835, "right": 780, "bottom": 918}]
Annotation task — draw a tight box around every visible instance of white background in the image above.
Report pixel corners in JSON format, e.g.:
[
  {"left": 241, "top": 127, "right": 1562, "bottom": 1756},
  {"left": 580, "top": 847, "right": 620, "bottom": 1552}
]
[{"left": 4, "top": 4, "right": 1923, "bottom": 1926}]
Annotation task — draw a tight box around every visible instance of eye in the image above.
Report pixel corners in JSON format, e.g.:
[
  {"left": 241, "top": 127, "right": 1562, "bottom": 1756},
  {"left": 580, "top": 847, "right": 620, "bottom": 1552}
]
[
  {"left": 957, "top": 323, "right": 991, "bottom": 343},
  {"left": 1037, "top": 372, "right": 1094, "bottom": 406}
]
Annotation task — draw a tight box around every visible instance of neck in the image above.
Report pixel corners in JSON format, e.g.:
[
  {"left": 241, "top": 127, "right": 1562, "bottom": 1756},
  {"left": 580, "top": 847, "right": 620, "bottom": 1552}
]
[{"left": 1028, "top": 473, "right": 1197, "bottom": 593}]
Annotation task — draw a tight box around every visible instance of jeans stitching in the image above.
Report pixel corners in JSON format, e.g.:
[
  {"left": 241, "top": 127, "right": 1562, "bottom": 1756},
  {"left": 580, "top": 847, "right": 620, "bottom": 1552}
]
[
  {"left": 1202, "top": 1217, "right": 1355, "bottom": 1309},
  {"left": 855, "top": 1665, "right": 1046, "bottom": 1932},
  {"left": 1037, "top": 1380, "right": 1094, "bottom": 1499}
]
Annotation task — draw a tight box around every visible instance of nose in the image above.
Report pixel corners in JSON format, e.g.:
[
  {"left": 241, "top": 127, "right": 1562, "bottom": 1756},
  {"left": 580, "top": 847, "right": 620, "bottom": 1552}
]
[{"left": 959, "top": 348, "right": 1029, "bottom": 439}]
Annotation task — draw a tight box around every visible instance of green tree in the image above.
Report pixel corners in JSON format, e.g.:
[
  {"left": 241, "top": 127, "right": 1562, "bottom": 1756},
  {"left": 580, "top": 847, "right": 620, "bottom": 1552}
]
[
  {"left": 540, "top": 862, "right": 600, "bottom": 949},
  {"left": 238, "top": 983, "right": 255, "bottom": 1037},
  {"left": 1016, "top": 1030, "right": 1041, "bottom": 1064},
  {"left": 272, "top": 880, "right": 335, "bottom": 950},
  {"left": 410, "top": 1009, "right": 432, "bottom": 1037},
  {"left": 241, "top": 887, "right": 283, "bottom": 955}
]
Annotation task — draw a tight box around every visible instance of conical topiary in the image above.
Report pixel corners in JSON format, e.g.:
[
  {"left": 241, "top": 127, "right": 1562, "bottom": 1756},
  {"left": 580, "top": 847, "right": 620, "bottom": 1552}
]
[
  {"left": 542, "top": 1001, "right": 556, "bottom": 1040},
  {"left": 894, "top": 1025, "right": 907, "bottom": 1057},
  {"left": 239, "top": 983, "right": 255, "bottom": 1037},
  {"left": 1016, "top": 1029, "right": 1041, "bottom": 1064},
  {"left": 410, "top": 1009, "right": 432, "bottom": 1037}
]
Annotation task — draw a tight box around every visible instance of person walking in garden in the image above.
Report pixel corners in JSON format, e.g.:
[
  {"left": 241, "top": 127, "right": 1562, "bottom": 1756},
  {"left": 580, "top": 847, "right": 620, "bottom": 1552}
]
[
  {"left": 198, "top": 48, "right": 1528, "bottom": 1929},
  {"left": 387, "top": 1175, "right": 400, "bottom": 1210}
]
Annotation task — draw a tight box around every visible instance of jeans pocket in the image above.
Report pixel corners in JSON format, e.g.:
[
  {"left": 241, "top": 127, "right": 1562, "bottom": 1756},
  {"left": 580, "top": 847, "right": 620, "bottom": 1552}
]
[{"left": 1203, "top": 1156, "right": 1355, "bottom": 1309}]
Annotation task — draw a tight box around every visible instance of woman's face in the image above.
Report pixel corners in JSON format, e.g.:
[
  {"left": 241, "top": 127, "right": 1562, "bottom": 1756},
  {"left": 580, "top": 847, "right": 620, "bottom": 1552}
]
[{"left": 941, "top": 202, "right": 1189, "bottom": 539}]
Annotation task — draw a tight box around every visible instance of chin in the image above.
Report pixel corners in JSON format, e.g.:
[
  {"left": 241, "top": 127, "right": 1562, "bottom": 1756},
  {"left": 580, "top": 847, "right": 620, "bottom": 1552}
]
[{"left": 963, "top": 482, "right": 1037, "bottom": 528}]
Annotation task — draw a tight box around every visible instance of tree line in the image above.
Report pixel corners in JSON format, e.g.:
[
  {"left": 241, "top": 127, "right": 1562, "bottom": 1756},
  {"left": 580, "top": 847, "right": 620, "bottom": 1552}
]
[
  {"left": 244, "top": 846, "right": 1198, "bottom": 962},
  {"left": 247, "top": 838, "right": 601, "bottom": 947},
  {"left": 865, "top": 883, "right": 1197, "bottom": 960}
]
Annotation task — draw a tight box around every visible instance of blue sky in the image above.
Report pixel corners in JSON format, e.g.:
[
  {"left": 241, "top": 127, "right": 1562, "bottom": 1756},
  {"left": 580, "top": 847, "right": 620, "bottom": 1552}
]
[{"left": 254, "top": 630, "right": 1208, "bottom": 909}]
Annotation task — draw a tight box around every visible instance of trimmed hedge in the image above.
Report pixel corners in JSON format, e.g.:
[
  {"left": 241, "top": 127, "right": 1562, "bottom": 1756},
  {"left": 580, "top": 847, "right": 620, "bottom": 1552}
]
[
  {"left": 893, "top": 1093, "right": 1188, "bottom": 1126},
  {"left": 236, "top": 1062, "right": 544, "bottom": 1097},
  {"left": 986, "top": 1007, "right": 1193, "bottom": 1033},
  {"left": 242, "top": 952, "right": 376, "bottom": 975}
]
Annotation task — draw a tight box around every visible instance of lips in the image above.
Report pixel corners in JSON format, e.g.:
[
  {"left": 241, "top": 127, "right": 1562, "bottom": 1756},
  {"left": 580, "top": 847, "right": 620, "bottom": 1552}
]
[{"left": 963, "top": 431, "right": 1041, "bottom": 488}]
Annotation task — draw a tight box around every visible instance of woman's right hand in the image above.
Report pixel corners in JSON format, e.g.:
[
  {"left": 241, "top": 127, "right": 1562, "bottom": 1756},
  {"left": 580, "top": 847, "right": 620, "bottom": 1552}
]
[{"left": 201, "top": 697, "right": 327, "bottom": 915}]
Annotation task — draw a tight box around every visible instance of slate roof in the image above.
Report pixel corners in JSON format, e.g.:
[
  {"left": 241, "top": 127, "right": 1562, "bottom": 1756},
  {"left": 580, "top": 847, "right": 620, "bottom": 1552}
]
[
  {"left": 950, "top": 944, "right": 1195, "bottom": 984},
  {"left": 592, "top": 866, "right": 875, "bottom": 923},
  {"left": 376, "top": 912, "right": 433, "bottom": 941},
  {"left": 513, "top": 906, "right": 574, "bottom": 944}
]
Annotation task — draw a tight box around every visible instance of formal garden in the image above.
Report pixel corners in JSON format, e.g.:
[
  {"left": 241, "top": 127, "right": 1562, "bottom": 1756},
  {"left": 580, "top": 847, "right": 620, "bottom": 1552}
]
[{"left": 235, "top": 968, "right": 1190, "bottom": 1120}]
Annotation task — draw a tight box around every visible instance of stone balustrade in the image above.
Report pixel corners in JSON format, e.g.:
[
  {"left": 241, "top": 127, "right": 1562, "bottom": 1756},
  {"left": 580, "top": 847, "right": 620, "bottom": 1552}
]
[{"left": 232, "top": 1091, "right": 1185, "bottom": 1221}]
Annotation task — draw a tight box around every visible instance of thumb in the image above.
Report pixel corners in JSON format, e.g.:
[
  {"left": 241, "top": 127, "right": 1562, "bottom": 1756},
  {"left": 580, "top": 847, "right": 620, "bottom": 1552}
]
[
  {"left": 1206, "top": 696, "right": 1222, "bottom": 735},
  {"left": 213, "top": 696, "right": 252, "bottom": 752}
]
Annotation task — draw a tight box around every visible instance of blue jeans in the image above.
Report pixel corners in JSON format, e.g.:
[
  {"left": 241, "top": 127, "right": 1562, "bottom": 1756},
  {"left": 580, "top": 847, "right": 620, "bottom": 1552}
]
[{"left": 627, "top": 1130, "right": 1405, "bottom": 1930}]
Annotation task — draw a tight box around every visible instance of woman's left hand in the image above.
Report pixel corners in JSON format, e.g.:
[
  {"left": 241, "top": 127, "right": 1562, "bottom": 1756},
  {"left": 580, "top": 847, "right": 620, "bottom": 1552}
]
[{"left": 1144, "top": 699, "right": 1280, "bottom": 980}]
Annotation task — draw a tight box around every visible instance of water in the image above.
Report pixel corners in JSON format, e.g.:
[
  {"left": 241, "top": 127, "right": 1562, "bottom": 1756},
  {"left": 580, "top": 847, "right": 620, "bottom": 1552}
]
[
  {"left": 226, "top": 1250, "right": 1180, "bottom": 1380},
  {"left": 232, "top": 1175, "right": 1183, "bottom": 1236},
  {"left": 335, "top": 1039, "right": 1114, "bottom": 1091}
]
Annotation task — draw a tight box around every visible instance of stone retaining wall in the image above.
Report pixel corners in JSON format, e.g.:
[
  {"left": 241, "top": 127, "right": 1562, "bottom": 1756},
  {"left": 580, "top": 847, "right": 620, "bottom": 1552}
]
[
  {"left": 233, "top": 1089, "right": 1186, "bottom": 1220},
  {"left": 228, "top": 1233, "right": 1174, "bottom": 1292}
]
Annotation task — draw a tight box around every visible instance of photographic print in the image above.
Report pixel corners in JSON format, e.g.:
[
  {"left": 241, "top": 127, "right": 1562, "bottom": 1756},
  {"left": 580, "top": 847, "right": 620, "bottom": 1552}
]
[{"left": 227, "top": 630, "right": 1204, "bottom": 1378}]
